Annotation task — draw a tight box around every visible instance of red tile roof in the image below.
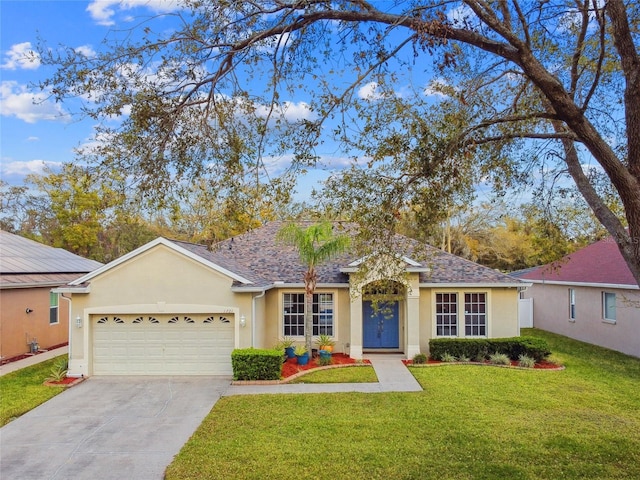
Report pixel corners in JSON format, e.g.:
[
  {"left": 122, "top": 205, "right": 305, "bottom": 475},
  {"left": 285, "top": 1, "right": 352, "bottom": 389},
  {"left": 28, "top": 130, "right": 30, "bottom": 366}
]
[{"left": 519, "top": 236, "right": 637, "bottom": 286}]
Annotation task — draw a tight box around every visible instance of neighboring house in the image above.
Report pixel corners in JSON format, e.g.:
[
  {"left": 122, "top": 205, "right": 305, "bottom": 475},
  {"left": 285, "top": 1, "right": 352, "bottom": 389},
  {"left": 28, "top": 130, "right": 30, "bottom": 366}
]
[
  {"left": 58, "top": 222, "right": 527, "bottom": 377},
  {"left": 0, "top": 231, "right": 103, "bottom": 360},
  {"left": 516, "top": 237, "right": 639, "bottom": 358}
]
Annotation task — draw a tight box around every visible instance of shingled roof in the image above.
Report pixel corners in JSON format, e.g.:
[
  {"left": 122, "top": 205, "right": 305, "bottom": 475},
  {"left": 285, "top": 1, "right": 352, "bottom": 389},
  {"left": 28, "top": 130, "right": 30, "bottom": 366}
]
[
  {"left": 175, "top": 222, "right": 522, "bottom": 289},
  {"left": 517, "top": 236, "right": 637, "bottom": 287},
  {"left": 0, "top": 230, "right": 103, "bottom": 288}
]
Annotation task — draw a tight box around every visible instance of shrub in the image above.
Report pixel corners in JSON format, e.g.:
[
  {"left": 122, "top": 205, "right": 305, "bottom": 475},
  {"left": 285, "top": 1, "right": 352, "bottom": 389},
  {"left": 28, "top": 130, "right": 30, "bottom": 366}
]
[
  {"left": 318, "top": 356, "right": 332, "bottom": 366},
  {"left": 46, "top": 358, "right": 68, "bottom": 382},
  {"left": 489, "top": 352, "right": 511, "bottom": 365},
  {"left": 413, "top": 353, "right": 428, "bottom": 364},
  {"left": 231, "top": 348, "right": 283, "bottom": 381},
  {"left": 429, "top": 336, "right": 551, "bottom": 362},
  {"left": 441, "top": 352, "right": 457, "bottom": 362},
  {"left": 457, "top": 355, "right": 470, "bottom": 363},
  {"left": 518, "top": 354, "right": 536, "bottom": 368}
]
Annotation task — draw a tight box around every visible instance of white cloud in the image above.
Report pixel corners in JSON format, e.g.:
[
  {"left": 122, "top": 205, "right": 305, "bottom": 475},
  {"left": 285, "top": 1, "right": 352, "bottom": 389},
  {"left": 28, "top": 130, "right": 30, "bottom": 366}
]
[
  {"left": 255, "top": 101, "right": 317, "bottom": 122},
  {"left": 357, "top": 82, "right": 383, "bottom": 100},
  {"left": 87, "top": 0, "right": 181, "bottom": 26},
  {"left": 0, "top": 81, "right": 70, "bottom": 124},
  {"left": 1, "top": 159, "right": 61, "bottom": 177},
  {"left": 27, "top": 136, "right": 39, "bottom": 142},
  {"left": 1, "top": 42, "right": 41, "bottom": 70},
  {"left": 75, "top": 45, "right": 97, "bottom": 58},
  {"left": 423, "top": 78, "right": 450, "bottom": 98}
]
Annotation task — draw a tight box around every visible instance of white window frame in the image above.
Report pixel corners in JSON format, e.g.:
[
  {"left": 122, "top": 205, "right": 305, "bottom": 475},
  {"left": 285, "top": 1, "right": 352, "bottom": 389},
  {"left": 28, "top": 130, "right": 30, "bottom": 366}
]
[
  {"left": 568, "top": 288, "right": 576, "bottom": 321},
  {"left": 435, "top": 292, "right": 458, "bottom": 337},
  {"left": 464, "top": 292, "right": 487, "bottom": 337},
  {"left": 49, "top": 292, "right": 59, "bottom": 325},
  {"left": 282, "top": 291, "right": 335, "bottom": 338},
  {"left": 602, "top": 292, "right": 617, "bottom": 323}
]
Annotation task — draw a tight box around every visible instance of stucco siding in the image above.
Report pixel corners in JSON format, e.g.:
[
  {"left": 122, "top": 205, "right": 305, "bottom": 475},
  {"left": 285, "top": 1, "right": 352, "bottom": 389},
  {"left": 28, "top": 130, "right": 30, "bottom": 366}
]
[
  {"left": 0, "top": 287, "right": 70, "bottom": 359},
  {"left": 523, "top": 283, "right": 640, "bottom": 358},
  {"left": 490, "top": 288, "right": 520, "bottom": 337},
  {"left": 259, "top": 287, "right": 349, "bottom": 354}
]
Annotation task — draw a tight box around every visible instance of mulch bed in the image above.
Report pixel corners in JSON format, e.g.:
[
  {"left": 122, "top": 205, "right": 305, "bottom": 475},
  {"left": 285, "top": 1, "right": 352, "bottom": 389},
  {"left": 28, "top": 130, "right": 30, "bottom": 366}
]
[
  {"left": 43, "top": 377, "right": 85, "bottom": 388},
  {"left": 403, "top": 358, "right": 563, "bottom": 370},
  {"left": 281, "top": 353, "right": 371, "bottom": 379},
  {"left": 0, "top": 343, "right": 68, "bottom": 366}
]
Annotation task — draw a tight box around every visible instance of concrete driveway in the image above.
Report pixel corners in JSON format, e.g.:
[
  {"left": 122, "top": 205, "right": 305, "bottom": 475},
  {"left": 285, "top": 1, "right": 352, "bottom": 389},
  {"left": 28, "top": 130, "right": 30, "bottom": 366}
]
[{"left": 0, "top": 376, "right": 230, "bottom": 480}]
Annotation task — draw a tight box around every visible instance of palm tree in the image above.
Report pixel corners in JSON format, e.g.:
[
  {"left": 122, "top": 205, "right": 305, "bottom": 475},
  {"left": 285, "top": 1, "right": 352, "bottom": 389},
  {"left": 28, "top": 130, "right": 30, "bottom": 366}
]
[{"left": 277, "top": 221, "right": 350, "bottom": 357}]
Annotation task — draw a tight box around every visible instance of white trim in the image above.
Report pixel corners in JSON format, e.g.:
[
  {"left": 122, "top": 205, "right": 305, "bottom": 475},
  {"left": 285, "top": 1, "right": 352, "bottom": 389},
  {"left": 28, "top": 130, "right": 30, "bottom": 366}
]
[
  {"left": 343, "top": 254, "right": 428, "bottom": 269},
  {"left": 52, "top": 286, "right": 91, "bottom": 294},
  {"left": 279, "top": 289, "right": 339, "bottom": 340},
  {"left": 69, "top": 237, "right": 252, "bottom": 286},
  {"left": 525, "top": 279, "right": 638, "bottom": 290},
  {"left": 232, "top": 282, "right": 349, "bottom": 292}
]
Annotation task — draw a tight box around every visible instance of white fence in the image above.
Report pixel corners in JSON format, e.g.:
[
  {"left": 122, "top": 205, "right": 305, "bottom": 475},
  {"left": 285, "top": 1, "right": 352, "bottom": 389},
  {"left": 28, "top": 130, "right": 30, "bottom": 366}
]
[{"left": 518, "top": 298, "right": 533, "bottom": 328}]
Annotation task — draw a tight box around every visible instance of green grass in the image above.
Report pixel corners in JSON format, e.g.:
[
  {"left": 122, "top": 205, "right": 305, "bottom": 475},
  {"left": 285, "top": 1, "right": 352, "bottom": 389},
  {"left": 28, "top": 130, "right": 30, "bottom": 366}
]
[
  {"left": 289, "top": 365, "right": 378, "bottom": 384},
  {"left": 0, "top": 355, "right": 68, "bottom": 427},
  {"left": 166, "top": 329, "right": 640, "bottom": 480}
]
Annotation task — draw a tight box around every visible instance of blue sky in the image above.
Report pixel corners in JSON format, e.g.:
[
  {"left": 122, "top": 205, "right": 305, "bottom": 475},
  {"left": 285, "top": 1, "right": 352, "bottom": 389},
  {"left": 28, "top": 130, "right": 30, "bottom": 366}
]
[
  {"left": 0, "top": 1, "right": 514, "bottom": 205},
  {"left": 1, "top": 1, "right": 454, "bottom": 199},
  {"left": 0, "top": 1, "right": 366, "bottom": 197}
]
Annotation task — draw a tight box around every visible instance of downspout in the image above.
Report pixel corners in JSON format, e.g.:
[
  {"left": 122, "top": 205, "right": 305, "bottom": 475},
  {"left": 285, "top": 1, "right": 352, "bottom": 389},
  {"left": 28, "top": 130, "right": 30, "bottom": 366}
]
[
  {"left": 251, "top": 290, "right": 266, "bottom": 348},
  {"left": 60, "top": 293, "right": 72, "bottom": 363}
]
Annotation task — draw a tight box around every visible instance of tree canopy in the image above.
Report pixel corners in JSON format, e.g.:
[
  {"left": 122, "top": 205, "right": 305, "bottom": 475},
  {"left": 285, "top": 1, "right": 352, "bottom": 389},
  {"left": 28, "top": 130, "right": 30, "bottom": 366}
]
[{"left": 37, "top": 0, "right": 640, "bottom": 283}]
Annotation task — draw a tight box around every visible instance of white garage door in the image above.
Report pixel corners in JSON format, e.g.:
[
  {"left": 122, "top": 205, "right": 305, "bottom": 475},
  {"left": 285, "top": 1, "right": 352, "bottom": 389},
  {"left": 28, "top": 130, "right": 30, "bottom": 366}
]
[{"left": 92, "top": 314, "right": 234, "bottom": 375}]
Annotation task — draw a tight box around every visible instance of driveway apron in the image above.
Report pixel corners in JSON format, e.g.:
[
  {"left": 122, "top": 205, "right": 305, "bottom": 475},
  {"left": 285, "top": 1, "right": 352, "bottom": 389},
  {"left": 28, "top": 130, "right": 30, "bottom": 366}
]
[{"left": 0, "top": 376, "right": 230, "bottom": 480}]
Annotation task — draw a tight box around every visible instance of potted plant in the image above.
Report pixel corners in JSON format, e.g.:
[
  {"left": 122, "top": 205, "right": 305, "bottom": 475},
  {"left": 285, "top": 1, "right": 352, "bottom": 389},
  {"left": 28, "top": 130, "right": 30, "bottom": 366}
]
[
  {"left": 294, "top": 345, "right": 309, "bottom": 365},
  {"left": 279, "top": 337, "right": 296, "bottom": 358},
  {"left": 316, "top": 334, "right": 336, "bottom": 353}
]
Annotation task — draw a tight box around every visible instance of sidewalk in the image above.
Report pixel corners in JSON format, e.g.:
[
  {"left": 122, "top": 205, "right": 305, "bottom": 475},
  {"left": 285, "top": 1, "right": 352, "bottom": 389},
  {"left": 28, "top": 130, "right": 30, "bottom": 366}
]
[
  {"left": 223, "top": 354, "right": 422, "bottom": 396},
  {"left": 0, "top": 345, "right": 68, "bottom": 376}
]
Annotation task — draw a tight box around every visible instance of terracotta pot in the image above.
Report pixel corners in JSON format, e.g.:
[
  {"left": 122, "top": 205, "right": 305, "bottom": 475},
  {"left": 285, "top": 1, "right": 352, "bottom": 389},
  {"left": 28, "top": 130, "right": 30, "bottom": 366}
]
[{"left": 319, "top": 345, "right": 333, "bottom": 353}]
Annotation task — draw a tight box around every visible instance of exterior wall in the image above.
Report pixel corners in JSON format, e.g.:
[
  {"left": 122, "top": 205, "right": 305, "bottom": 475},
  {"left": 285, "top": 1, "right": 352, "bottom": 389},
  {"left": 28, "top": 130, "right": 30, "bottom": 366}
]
[
  {"left": 0, "top": 287, "right": 70, "bottom": 359},
  {"left": 68, "top": 245, "right": 254, "bottom": 376},
  {"left": 419, "top": 286, "right": 520, "bottom": 356},
  {"left": 523, "top": 283, "right": 640, "bottom": 358},
  {"left": 259, "top": 287, "right": 350, "bottom": 354}
]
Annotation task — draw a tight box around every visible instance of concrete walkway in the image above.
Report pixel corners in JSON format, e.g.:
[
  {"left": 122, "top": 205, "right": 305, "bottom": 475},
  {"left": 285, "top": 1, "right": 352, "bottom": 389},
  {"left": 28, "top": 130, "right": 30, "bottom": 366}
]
[
  {"left": 224, "top": 354, "right": 422, "bottom": 396},
  {"left": 0, "top": 345, "right": 68, "bottom": 376}
]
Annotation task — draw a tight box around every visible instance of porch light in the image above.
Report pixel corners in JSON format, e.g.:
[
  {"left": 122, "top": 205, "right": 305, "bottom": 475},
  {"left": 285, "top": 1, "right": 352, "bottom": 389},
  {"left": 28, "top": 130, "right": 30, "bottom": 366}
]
[
  {"left": 76, "top": 315, "right": 82, "bottom": 328},
  {"left": 239, "top": 315, "right": 246, "bottom": 328}
]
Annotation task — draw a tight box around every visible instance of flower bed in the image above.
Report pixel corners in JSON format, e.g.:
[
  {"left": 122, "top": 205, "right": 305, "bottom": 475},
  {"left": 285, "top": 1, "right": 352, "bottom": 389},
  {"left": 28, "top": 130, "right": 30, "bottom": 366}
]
[
  {"left": 403, "top": 358, "right": 563, "bottom": 370},
  {"left": 282, "top": 353, "right": 370, "bottom": 379}
]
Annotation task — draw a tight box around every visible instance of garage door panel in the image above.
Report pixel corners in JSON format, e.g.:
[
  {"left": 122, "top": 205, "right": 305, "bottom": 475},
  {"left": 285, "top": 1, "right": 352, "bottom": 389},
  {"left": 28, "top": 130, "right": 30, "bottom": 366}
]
[{"left": 92, "top": 314, "right": 234, "bottom": 375}]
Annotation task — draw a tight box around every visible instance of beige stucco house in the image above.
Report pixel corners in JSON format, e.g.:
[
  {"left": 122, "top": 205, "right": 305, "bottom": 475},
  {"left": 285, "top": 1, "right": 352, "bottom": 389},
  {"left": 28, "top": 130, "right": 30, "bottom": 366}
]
[
  {"left": 57, "top": 222, "right": 527, "bottom": 377},
  {"left": 516, "top": 236, "right": 639, "bottom": 358},
  {"left": 0, "top": 231, "right": 102, "bottom": 360}
]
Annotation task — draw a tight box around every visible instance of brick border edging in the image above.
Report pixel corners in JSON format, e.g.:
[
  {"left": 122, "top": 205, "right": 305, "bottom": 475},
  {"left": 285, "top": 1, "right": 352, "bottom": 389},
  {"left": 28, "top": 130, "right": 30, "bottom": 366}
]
[{"left": 232, "top": 362, "right": 374, "bottom": 385}]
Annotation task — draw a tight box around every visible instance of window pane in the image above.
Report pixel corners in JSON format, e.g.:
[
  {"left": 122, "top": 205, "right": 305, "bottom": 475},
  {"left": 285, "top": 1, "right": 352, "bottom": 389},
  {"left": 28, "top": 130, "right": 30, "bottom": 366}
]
[
  {"left": 603, "top": 292, "right": 616, "bottom": 321},
  {"left": 436, "top": 293, "right": 457, "bottom": 337},
  {"left": 464, "top": 293, "right": 486, "bottom": 337},
  {"left": 283, "top": 293, "right": 334, "bottom": 336}
]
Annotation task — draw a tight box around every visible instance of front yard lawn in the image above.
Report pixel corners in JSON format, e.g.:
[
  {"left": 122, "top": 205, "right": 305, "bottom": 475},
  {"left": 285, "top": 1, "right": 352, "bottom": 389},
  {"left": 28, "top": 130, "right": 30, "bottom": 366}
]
[
  {"left": 0, "top": 355, "right": 68, "bottom": 427},
  {"left": 289, "top": 365, "right": 378, "bottom": 384},
  {"left": 166, "top": 329, "right": 640, "bottom": 480}
]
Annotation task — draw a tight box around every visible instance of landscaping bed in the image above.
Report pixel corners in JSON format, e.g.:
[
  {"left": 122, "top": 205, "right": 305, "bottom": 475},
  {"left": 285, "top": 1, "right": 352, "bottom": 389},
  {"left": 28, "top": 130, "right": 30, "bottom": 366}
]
[
  {"left": 232, "top": 353, "right": 371, "bottom": 384},
  {"left": 403, "top": 358, "right": 563, "bottom": 370}
]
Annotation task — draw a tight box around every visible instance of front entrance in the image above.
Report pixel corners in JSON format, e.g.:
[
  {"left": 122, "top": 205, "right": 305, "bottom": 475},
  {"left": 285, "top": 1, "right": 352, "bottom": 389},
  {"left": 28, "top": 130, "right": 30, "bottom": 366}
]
[{"left": 363, "top": 301, "right": 399, "bottom": 349}]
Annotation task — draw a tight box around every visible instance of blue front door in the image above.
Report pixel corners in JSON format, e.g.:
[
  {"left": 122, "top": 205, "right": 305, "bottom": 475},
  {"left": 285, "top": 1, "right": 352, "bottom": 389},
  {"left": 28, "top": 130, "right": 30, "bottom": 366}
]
[{"left": 363, "top": 301, "right": 399, "bottom": 349}]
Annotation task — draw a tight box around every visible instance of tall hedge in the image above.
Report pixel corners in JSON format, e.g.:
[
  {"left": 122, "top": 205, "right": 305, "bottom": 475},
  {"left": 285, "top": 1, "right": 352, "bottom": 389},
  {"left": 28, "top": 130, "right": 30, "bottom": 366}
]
[
  {"left": 429, "top": 336, "right": 551, "bottom": 362},
  {"left": 231, "top": 348, "right": 283, "bottom": 381}
]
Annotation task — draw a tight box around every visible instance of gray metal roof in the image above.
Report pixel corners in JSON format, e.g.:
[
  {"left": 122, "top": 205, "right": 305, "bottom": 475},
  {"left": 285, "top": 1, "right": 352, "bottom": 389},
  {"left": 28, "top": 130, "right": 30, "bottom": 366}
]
[{"left": 0, "top": 230, "right": 103, "bottom": 274}]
